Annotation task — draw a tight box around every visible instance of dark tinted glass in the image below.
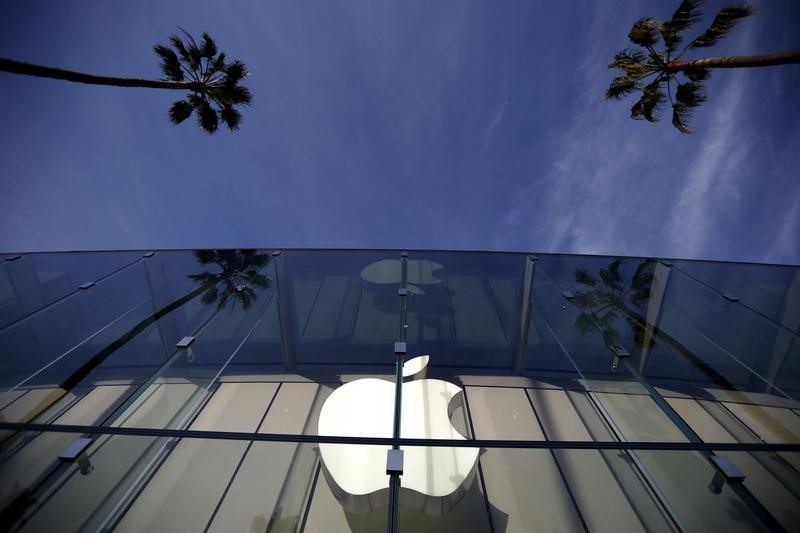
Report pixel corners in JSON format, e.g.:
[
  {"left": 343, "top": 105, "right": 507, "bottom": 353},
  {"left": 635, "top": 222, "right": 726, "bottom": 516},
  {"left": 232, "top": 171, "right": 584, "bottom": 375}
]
[{"left": 0, "top": 251, "right": 143, "bottom": 329}]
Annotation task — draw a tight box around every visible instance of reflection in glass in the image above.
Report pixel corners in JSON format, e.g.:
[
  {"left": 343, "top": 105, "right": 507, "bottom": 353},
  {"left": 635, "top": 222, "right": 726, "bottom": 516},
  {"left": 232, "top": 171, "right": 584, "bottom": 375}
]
[{"left": 0, "top": 249, "right": 798, "bottom": 532}]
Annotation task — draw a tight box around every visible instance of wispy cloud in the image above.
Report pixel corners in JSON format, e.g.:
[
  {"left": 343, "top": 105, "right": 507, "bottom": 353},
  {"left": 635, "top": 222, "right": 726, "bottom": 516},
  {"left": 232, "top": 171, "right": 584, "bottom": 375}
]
[
  {"left": 495, "top": 1, "right": 663, "bottom": 256},
  {"left": 493, "top": 1, "right": 796, "bottom": 264},
  {"left": 483, "top": 99, "right": 509, "bottom": 150},
  {"left": 666, "top": 71, "right": 751, "bottom": 258}
]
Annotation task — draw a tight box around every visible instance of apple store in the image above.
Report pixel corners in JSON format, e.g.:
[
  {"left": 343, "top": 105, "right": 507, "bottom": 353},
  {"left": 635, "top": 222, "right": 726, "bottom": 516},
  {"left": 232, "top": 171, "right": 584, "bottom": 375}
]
[{"left": 1, "top": 249, "right": 799, "bottom": 532}]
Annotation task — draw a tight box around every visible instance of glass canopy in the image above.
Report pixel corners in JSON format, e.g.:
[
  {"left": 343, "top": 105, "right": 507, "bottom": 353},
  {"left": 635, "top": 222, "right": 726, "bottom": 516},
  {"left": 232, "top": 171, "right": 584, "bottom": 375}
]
[{"left": 1, "top": 249, "right": 798, "bottom": 532}]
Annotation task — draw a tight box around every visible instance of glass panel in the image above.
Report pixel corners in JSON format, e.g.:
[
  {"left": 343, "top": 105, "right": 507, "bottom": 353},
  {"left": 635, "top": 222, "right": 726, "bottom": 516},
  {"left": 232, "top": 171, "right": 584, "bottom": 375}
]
[
  {"left": 674, "top": 260, "right": 800, "bottom": 334},
  {"left": 391, "top": 445, "right": 676, "bottom": 533},
  {"left": 533, "top": 388, "right": 675, "bottom": 533},
  {"left": 0, "top": 385, "right": 133, "bottom": 521},
  {"left": 0, "top": 259, "right": 153, "bottom": 392},
  {"left": 283, "top": 250, "right": 400, "bottom": 366},
  {"left": 98, "top": 250, "right": 279, "bottom": 431},
  {"left": 302, "top": 444, "right": 388, "bottom": 532},
  {"left": 208, "top": 384, "right": 320, "bottom": 532},
  {"left": 1, "top": 249, "right": 799, "bottom": 532},
  {"left": 534, "top": 255, "right": 800, "bottom": 432},
  {"left": 665, "top": 396, "right": 800, "bottom": 530},
  {"left": 0, "top": 250, "right": 280, "bottom": 433},
  {"left": 405, "top": 251, "right": 524, "bottom": 369},
  {"left": 656, "top": 267, "right": 800, "bottom": 401},
  {"left": 113, "top": 383, "right": 279, "bottom": 532},
  {"left": 0, "top": 251, "right": 143, "bottom": 329}
]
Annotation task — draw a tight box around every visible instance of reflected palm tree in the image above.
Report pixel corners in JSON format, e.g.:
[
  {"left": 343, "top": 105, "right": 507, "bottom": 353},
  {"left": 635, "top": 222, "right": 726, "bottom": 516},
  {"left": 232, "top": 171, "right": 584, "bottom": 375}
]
[
  {"left": 187, "top": 249, "right": 271, "bottom": 310},
  {"left": 0, "top": 249, "right": 272, "bottom": 529},
  {"left": 570, "top": 258, "right": 744, "bottom": 392},
  {"left": 59, "top": 249, "right": 272, "bottom": 391},
  {"left": 571, "top": 259, "right": 655, "bottom": 349}
]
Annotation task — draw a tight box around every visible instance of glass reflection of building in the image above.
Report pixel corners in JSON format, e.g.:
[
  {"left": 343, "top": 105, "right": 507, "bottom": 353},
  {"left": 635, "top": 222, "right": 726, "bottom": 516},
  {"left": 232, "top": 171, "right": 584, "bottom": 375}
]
[{"left": 0, "top": 249, "right": 799, "bottom": 532}]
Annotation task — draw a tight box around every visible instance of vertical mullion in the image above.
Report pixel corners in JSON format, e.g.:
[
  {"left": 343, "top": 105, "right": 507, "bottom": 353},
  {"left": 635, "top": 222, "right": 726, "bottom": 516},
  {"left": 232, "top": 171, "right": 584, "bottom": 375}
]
[
  {"left": 387, "top": 251, "right": 408, "bottom": 533},
  {"left": 511, "top": 255, "right": 535, "bottom": 375},
  {"left": 273, "top": 251, "right": 297, "bottom": 371}
]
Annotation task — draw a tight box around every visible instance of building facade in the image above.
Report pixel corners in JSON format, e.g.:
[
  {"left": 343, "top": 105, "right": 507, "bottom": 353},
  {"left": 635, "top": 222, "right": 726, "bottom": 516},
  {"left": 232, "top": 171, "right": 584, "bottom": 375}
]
[{"left": 0, "top": 248, "right": 799, "bottom": 532}]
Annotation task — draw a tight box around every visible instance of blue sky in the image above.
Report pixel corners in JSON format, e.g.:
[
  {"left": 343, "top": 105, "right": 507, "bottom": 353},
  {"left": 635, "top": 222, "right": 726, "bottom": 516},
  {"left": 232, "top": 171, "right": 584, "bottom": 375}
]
[{"left": 1, "top": 0, "right": 798, "bottom": 264}]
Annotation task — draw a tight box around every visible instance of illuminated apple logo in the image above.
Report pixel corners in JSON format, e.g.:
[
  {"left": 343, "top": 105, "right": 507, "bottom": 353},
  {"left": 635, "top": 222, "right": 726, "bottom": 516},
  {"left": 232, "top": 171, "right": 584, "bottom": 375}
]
[{"left": 318, "top": 356, "right": 479, "bottom": 514}]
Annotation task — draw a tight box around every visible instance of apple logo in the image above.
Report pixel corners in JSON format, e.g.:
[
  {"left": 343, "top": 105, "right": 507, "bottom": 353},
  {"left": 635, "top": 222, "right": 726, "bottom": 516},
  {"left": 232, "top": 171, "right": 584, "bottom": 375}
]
[{"left": 318, "top": 356, "right": 479, "bottom": 515}]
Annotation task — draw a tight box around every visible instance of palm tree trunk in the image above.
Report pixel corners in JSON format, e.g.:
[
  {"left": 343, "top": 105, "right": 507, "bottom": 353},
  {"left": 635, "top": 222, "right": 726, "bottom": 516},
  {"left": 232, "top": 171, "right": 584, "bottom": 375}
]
[
  {"left": 59, "top": 283, "right": 211, "bottom": 391},
  {"left": 667, "top": 50, "right": 800, "bottom": 71},
  {"left": 0, "top": 58, "right": 202, "bottom": 90}
]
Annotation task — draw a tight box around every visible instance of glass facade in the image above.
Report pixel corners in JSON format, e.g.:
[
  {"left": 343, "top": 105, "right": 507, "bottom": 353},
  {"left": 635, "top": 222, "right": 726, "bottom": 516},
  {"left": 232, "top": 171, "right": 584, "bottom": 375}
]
[{"left": 1, "top": 249, "right": 798, "bottom": 532}]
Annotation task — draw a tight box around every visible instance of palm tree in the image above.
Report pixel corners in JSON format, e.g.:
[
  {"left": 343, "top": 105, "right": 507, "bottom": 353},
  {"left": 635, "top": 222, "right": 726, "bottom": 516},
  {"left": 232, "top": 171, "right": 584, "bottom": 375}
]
[
  {"left": 56, "top": 249, "right": 272, "bottom": 393},
  {"left": 0, "top": 30, "right": 251, "bottom": 134},
  {"left": 188, "top": 249, "right": 271, "bottom": 309},
  {"left": 571, "top": 259, "right": 655, "bottom": 349},
  {"left": 606, "top": 1, "right": 800, "bottom": 133}
]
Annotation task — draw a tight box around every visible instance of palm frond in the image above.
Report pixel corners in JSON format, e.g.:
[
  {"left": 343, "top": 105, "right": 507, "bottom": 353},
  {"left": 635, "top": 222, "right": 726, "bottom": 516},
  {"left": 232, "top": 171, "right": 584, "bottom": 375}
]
[
  {"left": 600, "top": 260, "right": 624, "bottom": 290},
  {"left": 672, "top": 103, "right": 694, "bottom": 133},
  {"left": 606, "top": 76, "right": 640, "bottom": 100},
  {"left": 608, "top": 49, "right": 651, "bottom": 77},
  {"left": 675, "top": 82, "right": 707, "bottom": 107},
  {"left": 200, "top": 32, "right": 218, "bottom": 59},
  {"left": 692, "top": 4, "right": 754, "bottom": 48},
  {"left": 685, "top": 68, "right": 711, "bottom": 82},
  {"left": 168, "top": 35, "right": 192, "bottom": 65},
  {"left": 672, "top": 83, "right": 705, "bottom": 133},
  {"left": 196, "top": 100, "right": 219, "bottom": 133},
  {"left": 220, "top": 105, "right": 242, "bottom": 130},
  {"left": 575, "top": 313, "right": 597, "bottom": 335},
  {"left": 154, "top": 45, "right": 183, "bottom": 81},
  {"left": 193, "top": 250, "right": 217, "bottom": 264},
  {"left": 226, "top": 85, "right": 253, "bottom": 106},
  {"left": 660, "top": 0, "right": 703, "bottom": 52},
  {"left": 609, "top": 49, "right": 647, "bottom": 70},
  {"left": 248, "top": 273, "right": 270, "bottom": 289},
  {"left": 575, "top": 268, "right": 597, "bottom": 286},
  {"left": 168, "top": 100, "right": 194, "bottom": 124},
  {"left": 225, "top": 61, "right": 248, "bottom": 85},
  {"left": 631, "top": 80, "right": 666, "bottom": 122},
  {"left": 628, "top": 17, "right": 661, "bottom": 47},
  {"left": 209, "top": 52, "right": 227, "bottom": 75},
  {"left": 175, "top": 29, "right": 202, "bottom": 70}
]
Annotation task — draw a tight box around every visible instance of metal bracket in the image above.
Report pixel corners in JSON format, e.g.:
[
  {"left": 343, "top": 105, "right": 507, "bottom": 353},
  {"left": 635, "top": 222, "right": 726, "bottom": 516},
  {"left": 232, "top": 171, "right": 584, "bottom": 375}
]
[
  {"left": 176, "top": 336, "right": 196, "bottom": 362},
  {"left": 400, "top": 251, "right": 408, "bottom": 258},
  {"left": 528, "top": 255, "right": 538, "bottom": 262},
  {"left": 142, "top": 251, "right": 156, "bottom": 258},
  {"left": 5, "top": 255, "right": 22, "bottom": 261},
  {"left": 59, "top": 437, "right": 92, "bottom": 460},
  {"left": 78, "top": 281, "right": 95, "bottom": 290},
  {"left": 561, "top": 290, "right": 575, "bottom": 300},
  {"left": 176, "top": 336, "right": 195, "bottom": 348},
  {"left": 610, "top": 345, "right": 630, "bottom": 370},
  {"left": 722, "top": 293, "right": 740, "bottom": 303},
  {"left": 386, "top": 449, "right": 404, "bottom": 475},
  {"left": 660, "top": 260, "right": 674, "bottom": 268},
  {"left": 708, "top": 455, "right": 745, "bottom": 493},
  {"left": 271, "top": 250, "right": 282, "bottom": 256},
  {"left": 59, "top": 437, "right": 94, "bottom": 475},
  {"left": 397, "top": 288, "right": 409, "bottom": 297},
  {"left": 394, "top": 342, "right": 407, "bottom": 355}
]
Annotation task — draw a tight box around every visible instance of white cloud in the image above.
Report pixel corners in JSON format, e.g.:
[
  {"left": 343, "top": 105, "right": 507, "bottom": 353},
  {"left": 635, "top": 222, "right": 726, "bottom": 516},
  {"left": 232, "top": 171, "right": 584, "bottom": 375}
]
[{"left": 666, "top": 71, "right": 752, "bottom": 258}]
